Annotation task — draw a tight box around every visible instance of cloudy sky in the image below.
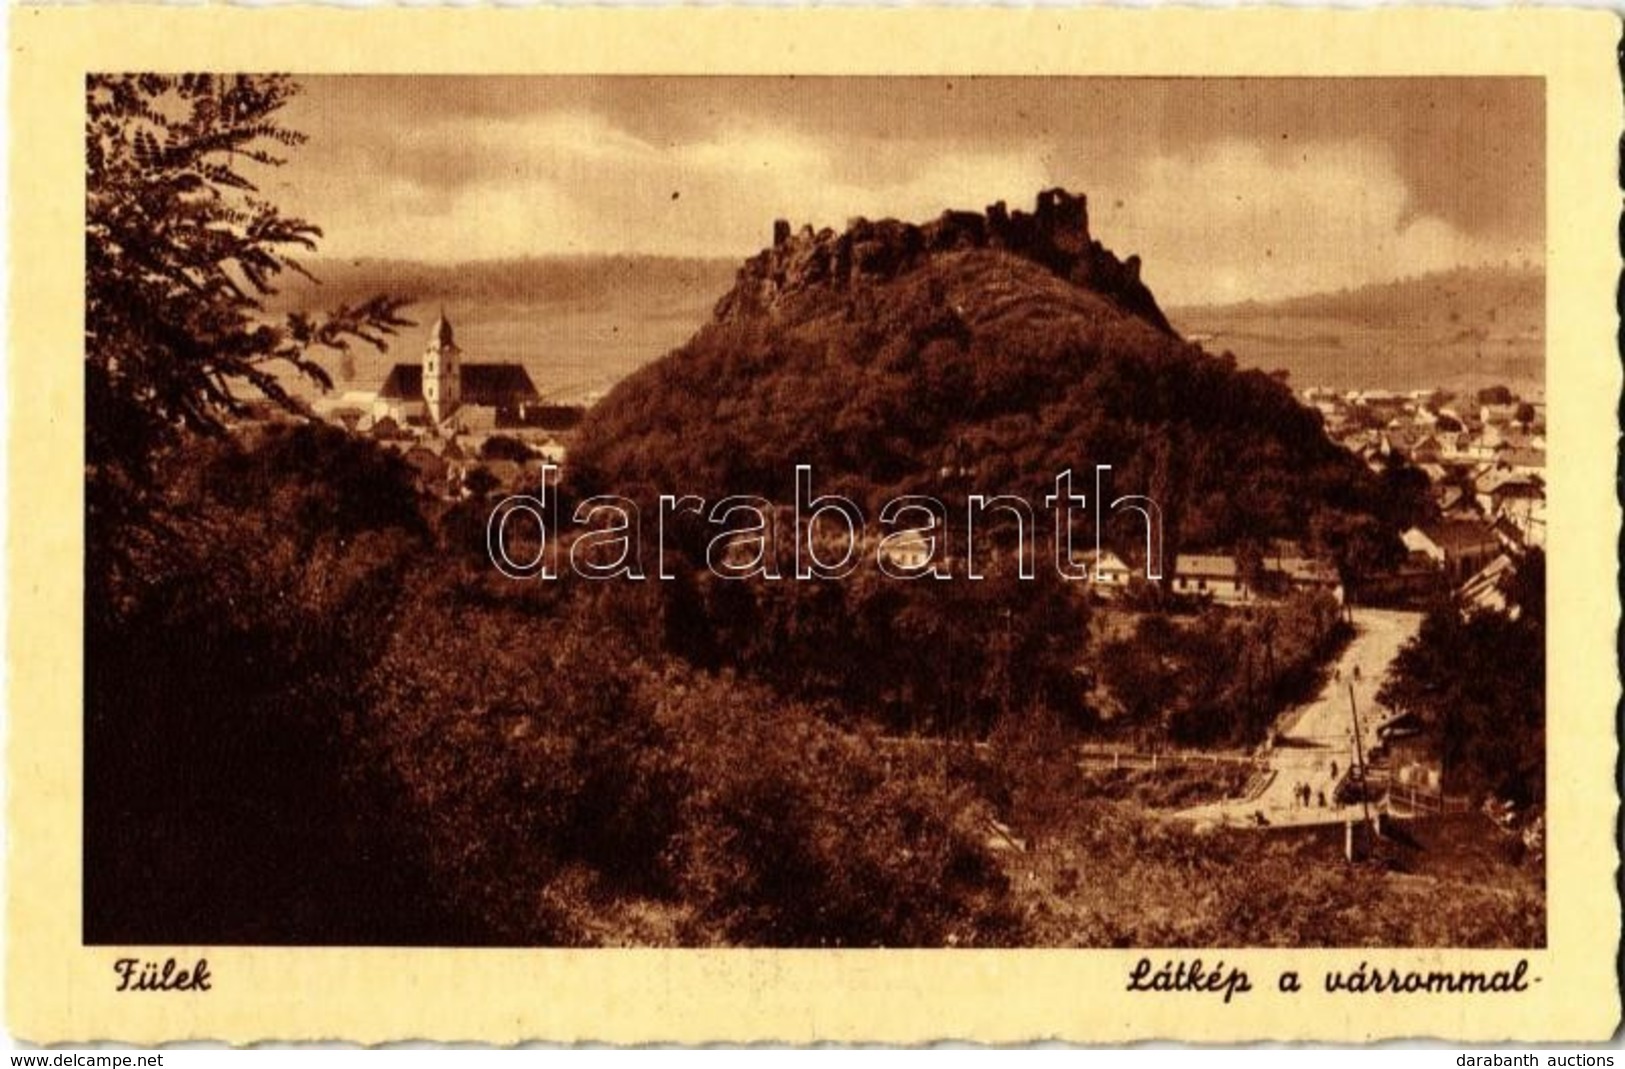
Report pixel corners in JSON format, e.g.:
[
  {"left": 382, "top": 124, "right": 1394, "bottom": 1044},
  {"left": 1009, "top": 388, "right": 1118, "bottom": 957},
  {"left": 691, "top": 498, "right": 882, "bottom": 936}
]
[{"left": 271, "top": 76, "right": 1542, "bottom": 306}]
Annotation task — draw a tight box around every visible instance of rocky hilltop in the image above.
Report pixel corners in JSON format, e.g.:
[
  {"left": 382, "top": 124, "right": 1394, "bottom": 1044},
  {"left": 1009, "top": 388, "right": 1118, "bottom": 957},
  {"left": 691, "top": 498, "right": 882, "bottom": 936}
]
[
  {"left": 714, "top": 188, "right": 1172, "bottom": 334},
  {"left": 572, "top": 187, "right": 1419, "bottom": 564}
]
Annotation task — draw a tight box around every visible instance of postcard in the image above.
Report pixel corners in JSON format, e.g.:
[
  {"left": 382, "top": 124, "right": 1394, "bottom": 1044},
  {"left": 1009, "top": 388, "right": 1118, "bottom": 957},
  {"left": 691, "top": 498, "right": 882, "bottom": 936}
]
[{"left": 8, "top": 5, "right": 1620, "bottom": 1044}]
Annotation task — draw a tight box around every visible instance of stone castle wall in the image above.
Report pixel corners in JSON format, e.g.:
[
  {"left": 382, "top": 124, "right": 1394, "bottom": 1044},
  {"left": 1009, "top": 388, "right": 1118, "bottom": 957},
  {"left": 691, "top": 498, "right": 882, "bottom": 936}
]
[{"left": 714, "top": 188, "right": 1172, "bottom": 334}]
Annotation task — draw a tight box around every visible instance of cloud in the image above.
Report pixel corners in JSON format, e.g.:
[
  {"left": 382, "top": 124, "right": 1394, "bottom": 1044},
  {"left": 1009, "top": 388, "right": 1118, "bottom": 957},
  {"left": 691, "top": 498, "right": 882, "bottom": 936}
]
[
  {"left": 280, "top": 100, "right": 1534, "bottom": 306},
  {"left": 292, "top": 108, "right": 1053, "bottom": 263},
  {"left": 1082, "top": 140, "right": 1532, "bottom": 305}
]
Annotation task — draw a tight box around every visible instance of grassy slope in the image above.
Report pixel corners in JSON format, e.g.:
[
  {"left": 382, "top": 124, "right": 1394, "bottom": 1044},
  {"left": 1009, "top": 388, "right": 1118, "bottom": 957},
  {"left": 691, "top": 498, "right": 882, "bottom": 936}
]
[{"left": 1006, "top": 805, "right": 1544, "bottom": 948}]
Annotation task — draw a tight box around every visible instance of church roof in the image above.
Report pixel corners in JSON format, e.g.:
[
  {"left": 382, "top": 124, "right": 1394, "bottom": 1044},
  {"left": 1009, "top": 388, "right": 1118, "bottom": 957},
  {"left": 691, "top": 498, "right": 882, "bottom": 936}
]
[
  {"left": 378, "top": 363, "right": 542, "bottom": 405},
  {"left": 429, "top": 312, "right": 456, "bottom": 348}
]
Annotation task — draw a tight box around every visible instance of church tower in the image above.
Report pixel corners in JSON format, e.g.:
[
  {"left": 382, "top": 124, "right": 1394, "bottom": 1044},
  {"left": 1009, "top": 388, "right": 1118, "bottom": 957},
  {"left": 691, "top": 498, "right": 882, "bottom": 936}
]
[{"left": 422, "top": 310, "right": 461, "bottom": 428}]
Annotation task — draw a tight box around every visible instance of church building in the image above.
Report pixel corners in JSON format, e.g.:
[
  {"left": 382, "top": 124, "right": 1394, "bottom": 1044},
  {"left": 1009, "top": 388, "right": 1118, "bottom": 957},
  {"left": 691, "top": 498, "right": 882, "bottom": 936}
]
[{"left": 376, "top": 312, "right": 541, "bottom": 433}]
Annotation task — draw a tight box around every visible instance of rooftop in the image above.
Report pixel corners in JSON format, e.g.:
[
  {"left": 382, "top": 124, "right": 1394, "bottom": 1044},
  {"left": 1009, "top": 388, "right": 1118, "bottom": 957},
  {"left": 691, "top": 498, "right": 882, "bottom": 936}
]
[
  {"left": 379, "top": 363, "right": 541, "bottom": 406},
  {"left": 1175, "top": 554, "right": 1240, "bottom": 578}
]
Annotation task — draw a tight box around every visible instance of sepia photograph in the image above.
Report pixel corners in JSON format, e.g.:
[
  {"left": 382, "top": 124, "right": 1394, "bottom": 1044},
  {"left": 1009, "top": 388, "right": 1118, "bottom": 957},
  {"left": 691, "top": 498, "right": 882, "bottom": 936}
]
[
  {"left": 76, "top": 70, "right": 1560, "bottom": 955},
  {"left": 80, "top": 73, "right": 1552, "bottom": 952},
  {"left": 7, "top": 1, "right": 1620, "bottom": 1045}
]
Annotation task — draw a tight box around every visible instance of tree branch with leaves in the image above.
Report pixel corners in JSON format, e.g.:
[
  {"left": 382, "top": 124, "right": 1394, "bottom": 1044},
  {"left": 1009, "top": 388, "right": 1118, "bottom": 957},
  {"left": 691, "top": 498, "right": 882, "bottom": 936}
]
[
  {"left": 86, "top": 73, "right": 411, "bottom": 486},
  {"left": 86, "top": 73, "right": 414, "bottom": 603}
]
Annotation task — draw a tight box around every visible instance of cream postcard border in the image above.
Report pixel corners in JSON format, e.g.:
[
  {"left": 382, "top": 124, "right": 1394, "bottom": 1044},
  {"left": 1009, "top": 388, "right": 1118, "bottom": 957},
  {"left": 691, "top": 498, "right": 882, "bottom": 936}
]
[{"left": 8, "top": 5, "right": 1621, "bottom": 1045}]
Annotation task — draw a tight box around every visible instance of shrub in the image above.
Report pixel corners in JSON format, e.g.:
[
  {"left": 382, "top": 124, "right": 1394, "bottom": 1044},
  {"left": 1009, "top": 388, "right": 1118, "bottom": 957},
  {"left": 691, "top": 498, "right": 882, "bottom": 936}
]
[
  {"left": 84, "top": 427, "right": 446, "bottom": 944},
  {"left": 662, "top": 674, "right": 1018, "bottom": 946},
  {"left": 361, "top": 575, "right": 1019, "bottom": 946}
]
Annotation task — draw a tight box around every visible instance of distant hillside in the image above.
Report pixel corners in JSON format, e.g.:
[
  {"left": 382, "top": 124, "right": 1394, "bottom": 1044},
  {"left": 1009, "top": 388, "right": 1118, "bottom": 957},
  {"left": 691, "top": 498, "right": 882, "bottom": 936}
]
[
  {"left": 572, "top": 189, "right": 1423, "bottom": 559},
  {"left": 269, "top": 255, "right": 736, "bottom": 402},
  {"left": 1170, "top": 266, "right": 1543, "bottom": 395},
  {"left": 268, "top": 257, "right": 1543, "bottom": 406}
]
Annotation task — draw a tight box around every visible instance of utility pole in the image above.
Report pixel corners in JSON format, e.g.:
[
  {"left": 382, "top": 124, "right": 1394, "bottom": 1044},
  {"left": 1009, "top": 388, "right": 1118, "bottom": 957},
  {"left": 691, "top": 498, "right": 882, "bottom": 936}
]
[{"left": 1346, "top": 682, "right": 1374, "bottom": 833}]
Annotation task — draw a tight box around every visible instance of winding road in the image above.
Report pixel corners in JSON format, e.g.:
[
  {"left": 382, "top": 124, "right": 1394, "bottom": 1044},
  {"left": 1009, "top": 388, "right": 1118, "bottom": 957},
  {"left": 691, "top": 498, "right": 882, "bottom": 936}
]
[{"left": 1180, "top": 607, "right": 1422, "bottom": 828}]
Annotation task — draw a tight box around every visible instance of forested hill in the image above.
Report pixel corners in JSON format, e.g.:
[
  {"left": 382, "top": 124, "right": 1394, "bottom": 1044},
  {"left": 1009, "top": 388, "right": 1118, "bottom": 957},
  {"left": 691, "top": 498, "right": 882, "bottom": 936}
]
[{"left": 570, "top": 190, "right": 1428, "bottom": 563}]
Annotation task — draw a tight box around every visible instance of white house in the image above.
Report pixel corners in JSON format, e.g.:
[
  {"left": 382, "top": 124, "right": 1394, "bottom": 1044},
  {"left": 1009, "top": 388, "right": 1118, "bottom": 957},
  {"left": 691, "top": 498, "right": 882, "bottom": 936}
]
[
  {"left": 1171, "top": 554, "right": 1249, "bottom": 603},
  {"left": 1081, "top": 549, "right": 1135, "bottom": 596}
]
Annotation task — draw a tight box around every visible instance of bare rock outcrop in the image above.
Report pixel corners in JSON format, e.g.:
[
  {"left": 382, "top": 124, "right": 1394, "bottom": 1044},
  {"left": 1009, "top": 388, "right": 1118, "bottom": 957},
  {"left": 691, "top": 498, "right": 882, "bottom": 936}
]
[{"left": 713, "top": 188, "right": 1172, "bottom": 334}]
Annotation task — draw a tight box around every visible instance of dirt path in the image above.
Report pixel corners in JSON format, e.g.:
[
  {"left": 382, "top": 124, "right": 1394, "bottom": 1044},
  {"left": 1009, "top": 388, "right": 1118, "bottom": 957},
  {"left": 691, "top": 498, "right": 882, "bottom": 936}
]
[{"left": 1179, "top": 607, "right": 1422, "bottom": 829}]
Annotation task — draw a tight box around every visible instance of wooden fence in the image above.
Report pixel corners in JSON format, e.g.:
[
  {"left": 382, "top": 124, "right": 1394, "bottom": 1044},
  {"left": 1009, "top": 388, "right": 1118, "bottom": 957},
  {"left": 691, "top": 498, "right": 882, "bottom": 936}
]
[
  {"left": 1074, "top": 745, "right": 1261, "bottom": 771},
  {"left": 873, "top": 735, "right": 1263, "bottom": 773},
  {"left": 1384, "top": 782, "right": 1473, "bottom": 815}
]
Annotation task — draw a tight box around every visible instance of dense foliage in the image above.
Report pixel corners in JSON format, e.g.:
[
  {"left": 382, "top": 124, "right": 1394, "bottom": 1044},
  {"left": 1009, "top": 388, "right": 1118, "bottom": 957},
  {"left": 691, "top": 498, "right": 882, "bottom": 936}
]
[
  {"left": 1098, "top": 595, "right": 1349, "bottom": 747},
  {"left": 651, "top": 542, "right": 1092, "bottom": 738},
  {"left": 85, "top": 74, "right": 411, "bottom": 602},
  {"left": 1377, "top": 553, "right": 1546, "bottom": 805},
  {"left": 89, "top": 428, "right": 1018, "bottom": 945},
  {"left": 84, "top": 425, "right": 443, "bottom": 942},
  {"left": 364, "top": 578, "right": 1018, "bottom": 945},
  {"left": 83, "top": 73, "right": 1535, "bottom": 948},
  {"left": 571, "top": 250, "right": 1428, "bottom": 576}
]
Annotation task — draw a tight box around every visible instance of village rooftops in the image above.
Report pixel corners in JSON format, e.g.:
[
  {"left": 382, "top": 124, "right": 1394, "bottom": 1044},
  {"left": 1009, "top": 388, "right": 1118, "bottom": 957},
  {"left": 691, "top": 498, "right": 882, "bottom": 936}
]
[
  {"left": 1268, "top": 556, "right": 1338, "bottom": 584},
  {"left": 1459, "top": 553, "right": 1521, "bottom": 617},
  {"left": 1174, "top": 551, "right": 1335, "bottom": 583},
  {"left": 1475, "top": 468, "right": 1542, "bottom": 495},
  {"left": 1411, "top": 518, "right": 1501, "bottom": 556},
  {"left": 1496, "top": 448, "right": 1546, "bottom": 472},
  {"left": 1080, "top": 549, "right": 1134, "bottom": 573},
  {"left": 1174, "top": 554, "right": 1242, "bottom": 578}
]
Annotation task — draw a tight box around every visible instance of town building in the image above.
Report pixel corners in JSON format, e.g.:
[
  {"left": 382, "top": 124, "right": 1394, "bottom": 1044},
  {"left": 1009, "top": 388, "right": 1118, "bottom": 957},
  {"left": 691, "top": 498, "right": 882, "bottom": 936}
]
[
  {"left": 1262, "top": 552, "right": 1344, "bottom": 603},
  {"left": 1171, "top": 554, "right": 1249, "bottom": 603},
  {"left": 1085, "top": 549, "right": 1136, "bottom": 595},
  {"left": 1169, "top": 545, "right": 1342, "bottom": 606},
  {"left": 376, "top": 313, "right": 541, "bottom": 434},
  {"left": 1402, "top": 519, "right": 1502, "bottom": 582},
  {"left": 879, "top": 529, "right": 935, "bottom": 572}
]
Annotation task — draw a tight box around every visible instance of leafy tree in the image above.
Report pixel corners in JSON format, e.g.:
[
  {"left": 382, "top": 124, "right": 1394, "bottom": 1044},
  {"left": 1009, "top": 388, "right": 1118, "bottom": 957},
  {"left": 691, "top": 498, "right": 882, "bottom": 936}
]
[
  {"left": 463, "top": 465, "right": 502, "bottom": 499},
  {"left": 1377, "top": 550, "right": 1545, "bottom": 804},
  {"left": 85, "top": 426, "right": 440, "bottom": 943},
  {"left": 1099, "top": 594, "right": 1345, "bottom": 748},
  {"left": 1309, "top": 507, "right": 1401, "bottom": 601},
  {"left": 83, "top": 75, "right": 428, "bottom": 941},
  {"left": 86, "top": 73, "right": 411, "bottom": 601},
  {"left": 480, "top": 434, "right": 535, "bottom": 462},
  {"left": 1098, "top": 621, "right": 1183, "bottom": 743}
]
